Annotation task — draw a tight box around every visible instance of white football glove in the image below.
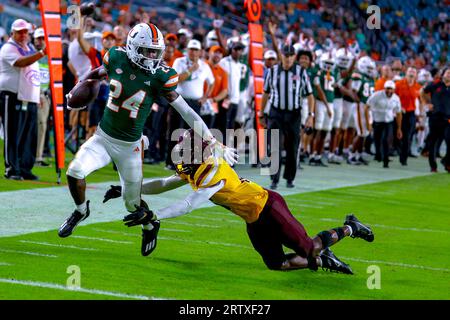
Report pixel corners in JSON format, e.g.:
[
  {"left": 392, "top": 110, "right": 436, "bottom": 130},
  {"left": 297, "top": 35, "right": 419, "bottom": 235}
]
[{"left": 209, "top": 138, "right": 239, "bottom": 166}]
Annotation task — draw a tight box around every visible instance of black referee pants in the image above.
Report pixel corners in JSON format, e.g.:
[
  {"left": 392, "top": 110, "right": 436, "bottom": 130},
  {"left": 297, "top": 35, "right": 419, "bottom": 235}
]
[
  {"left": 0, "top": 91, "right": 37, "bottom": 178},
  {"left": 373, "top": 121, "right": 393, "bottom": 166},
  {"left": 427, "top": 115, "right": 450, "bottom": 170},
  {"left": 400, "top": 111, "right": 416, "bottom": 165},
  {"left": 268, "top": 108, "right": 301, "bottom": 184}
]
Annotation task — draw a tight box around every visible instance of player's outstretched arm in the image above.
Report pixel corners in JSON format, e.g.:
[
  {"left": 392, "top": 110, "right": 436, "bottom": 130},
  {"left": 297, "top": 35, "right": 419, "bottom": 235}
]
[
  {"left": 141, "top": 174, "right": 187, "bottom": 195},
  {"left": 153, "top": 180, "right": 225, "bottom": 220},
  {"left": 123, "top": 181, "right": 225, "bottom": 226}
]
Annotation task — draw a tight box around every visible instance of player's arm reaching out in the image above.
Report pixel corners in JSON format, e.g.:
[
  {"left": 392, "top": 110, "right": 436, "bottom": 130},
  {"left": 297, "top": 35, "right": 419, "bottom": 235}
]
[
  {"left": 120, "top": 180, "right": 225, "bottom": 226},
  {"left": 103, "top": 174, "right": 187, "bottom": 203}
]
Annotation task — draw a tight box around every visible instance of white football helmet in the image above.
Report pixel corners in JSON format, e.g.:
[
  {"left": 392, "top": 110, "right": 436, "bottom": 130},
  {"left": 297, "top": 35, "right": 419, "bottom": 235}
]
[
  {"left": 357, "top": 56, "right": 377, "bottom": 78},
  {"left": 126, "top": 23, "right": 165, "bottom": 74},
  {"left": 335, "top": 47, "right": 354, "bottom": 70},
  {"left": 318, "top": 51, "right": 335, "bottom": 72},
  {"left": 417, "top": 69, "right": 432, "bottom": 85}
]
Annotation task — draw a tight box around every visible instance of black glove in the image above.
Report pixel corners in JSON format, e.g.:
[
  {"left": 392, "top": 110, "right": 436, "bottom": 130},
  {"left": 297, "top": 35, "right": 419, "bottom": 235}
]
[
  {"left": 123, "top": 205, "right": 156, "bottom": 227},
  {"left": 103, "top": 185, "right": 122, "bottom": 203}
]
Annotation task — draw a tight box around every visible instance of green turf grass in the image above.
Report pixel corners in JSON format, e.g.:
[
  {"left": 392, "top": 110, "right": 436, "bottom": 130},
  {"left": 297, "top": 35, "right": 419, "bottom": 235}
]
[{"left": 0, "top": 174, "right": 449, "bottom": 299}]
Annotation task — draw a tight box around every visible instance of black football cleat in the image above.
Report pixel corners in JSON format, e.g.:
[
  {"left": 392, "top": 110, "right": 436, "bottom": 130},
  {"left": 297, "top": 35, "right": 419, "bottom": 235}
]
[
  {"left": 320, "top": 248, "right": 353, "bottom": 275},
  {"left": 141, "top": 220, "right": 160, "bottom": 256},
  {"left": 58, "top": 201, "right": 90, "bottom": 238},
  {"left": 344, "top": 214, "right": 374, "bottom": 242}
]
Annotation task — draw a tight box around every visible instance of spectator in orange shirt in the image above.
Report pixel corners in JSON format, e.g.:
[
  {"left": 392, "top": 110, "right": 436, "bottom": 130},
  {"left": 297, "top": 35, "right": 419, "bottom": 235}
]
[
  {"left": 165, "top": 33, "right": 184, "bottom": 60},
  {"left": 206, "top": 45, "right": 228, "bottom": 129},
  {"left": 375, "top": 65, "right": 393, "bottom": 91},
  {"left": 395, "top": 67, "right": 422, "bottom": 165},
  {"left": 163, "top": 44, "right": 175, "bottom": 67}
]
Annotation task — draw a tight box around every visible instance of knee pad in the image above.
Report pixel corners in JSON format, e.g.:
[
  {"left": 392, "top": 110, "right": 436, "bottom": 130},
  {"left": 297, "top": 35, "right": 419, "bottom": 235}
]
[{"left": 66, "top": 158, "right": 86, "bottom": 179}]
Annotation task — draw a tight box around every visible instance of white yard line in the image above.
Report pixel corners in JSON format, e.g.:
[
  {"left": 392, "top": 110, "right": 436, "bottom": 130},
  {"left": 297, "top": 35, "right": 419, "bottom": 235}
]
[
  {"left": 0, "top": 248, "right": 57, "bottom": 258},
  {"left": 317, "top": 218, "right": 450, "bottom": 234},
  {"left": 163, "top": 220, "right": 221, "bottom": 228},
  {"left": 0, "top": 262, "right": 13, "bottom": 266},
  {"left": 340, "top": 257, "right": 450, "bottom": 273},
  {"left": 71, "top": 235, "right": 132, "bottom": 244},
  {"left": 159, "top": 237, "right": 449, "bottom": 272},
  {"left": 158, "top": 236, "right": 251, "bottom": 249},
  {"left": 0, "top": 278, "right": 168, "bottom": 300},
  {"left": 19, "top": 240, "right": 98, "bottom": 251},
  {"left": 90, "top": 228, "right": 137, "bottom": 237}
]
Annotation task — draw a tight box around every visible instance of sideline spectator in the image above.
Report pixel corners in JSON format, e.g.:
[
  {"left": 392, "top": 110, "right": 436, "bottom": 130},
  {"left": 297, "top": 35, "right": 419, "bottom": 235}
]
[
  {"left": 421, "top": 68, "right": 450, "bottom": 173},
  {"left": 0, "top": 19, "right": 46, "bottom": 180},
  {"left": 367, "top": 80, "right": 403, "bottom": 168},
  {"left": 33, "top": 27, "right": 51, "bottom": 167},
  {"left": 395, "top": 67, "right": 422, "bottom": 165},
  {"left": 206, "top": 45, "right": 228, "bottom": 129}
]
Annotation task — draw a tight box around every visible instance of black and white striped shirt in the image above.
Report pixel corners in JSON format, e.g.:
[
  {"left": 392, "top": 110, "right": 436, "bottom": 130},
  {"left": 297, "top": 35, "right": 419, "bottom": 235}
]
[{"left": 263, "top": 63, "right": 312, "bottom": 112}]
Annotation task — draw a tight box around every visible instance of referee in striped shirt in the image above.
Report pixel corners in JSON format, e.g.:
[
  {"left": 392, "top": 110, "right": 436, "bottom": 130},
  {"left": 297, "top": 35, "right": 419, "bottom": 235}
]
[{"left": 259, "top": 44, "right": 314, "bottom": 189}]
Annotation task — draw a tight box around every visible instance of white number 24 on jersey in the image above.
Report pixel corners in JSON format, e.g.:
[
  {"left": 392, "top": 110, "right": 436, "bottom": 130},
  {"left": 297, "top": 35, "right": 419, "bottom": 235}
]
[{"left": 107, "top": 79, "right": 146, "bottom": 118}]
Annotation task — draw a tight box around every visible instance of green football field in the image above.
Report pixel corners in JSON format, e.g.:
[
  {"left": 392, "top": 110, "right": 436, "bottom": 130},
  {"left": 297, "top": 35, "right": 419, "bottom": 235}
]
[{"left": 0, "top": 143, "right": 449, "bottom": 300}]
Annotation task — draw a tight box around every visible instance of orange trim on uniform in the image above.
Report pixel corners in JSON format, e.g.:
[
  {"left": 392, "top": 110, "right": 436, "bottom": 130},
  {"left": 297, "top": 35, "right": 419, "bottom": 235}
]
[
  {"left": 148, "top": 23, "right": 158, "bottom": 41},
  {"left": 164, "top": 81, "right": 178, "bottom": 88},
  {"left": 196, "top": 164, "right": 213, "bottom": 187}
]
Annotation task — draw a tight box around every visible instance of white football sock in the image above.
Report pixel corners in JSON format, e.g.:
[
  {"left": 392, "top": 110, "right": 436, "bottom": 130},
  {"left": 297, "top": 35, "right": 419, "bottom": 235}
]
[
  {"left": 142, "top": 223, "right": 155, "bottom": 231},
  {"left": 76, "top": 202, "right": 87, "bottom": 215}
]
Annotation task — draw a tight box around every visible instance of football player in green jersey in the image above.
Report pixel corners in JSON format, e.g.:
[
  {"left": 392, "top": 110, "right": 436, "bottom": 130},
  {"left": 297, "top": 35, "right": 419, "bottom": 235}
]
[
  {"left": 347, "top": 56, "right": 376, "bottom": 165},
  {"left": 58, "top": 23, "right": 237, "bottom": 256},
  {"left": 309, "top": 51, "right": 336, "bottom": 167},
  {"left": 328, "top": 47, "right": 356, "bottom": 164},
  {"left": 296, "top": 48, "right": 324, "bottom": 163}
]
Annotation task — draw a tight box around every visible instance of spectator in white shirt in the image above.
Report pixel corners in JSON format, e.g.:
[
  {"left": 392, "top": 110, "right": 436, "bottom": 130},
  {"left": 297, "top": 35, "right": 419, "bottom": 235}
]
[
  {"left": 367, "top": 80, "right": 403, "bottom": 168},
  {"left": 0, "top": 19, "right": 47, "bottom": 180},
  {"left": 219, "top": 41, "right": 245, "bottom": 131}
]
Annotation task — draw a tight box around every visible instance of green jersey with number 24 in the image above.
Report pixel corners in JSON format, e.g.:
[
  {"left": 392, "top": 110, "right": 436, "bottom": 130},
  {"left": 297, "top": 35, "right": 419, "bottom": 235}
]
[{"left": 99, "top": 46, "right": 178, "bottom": 142}]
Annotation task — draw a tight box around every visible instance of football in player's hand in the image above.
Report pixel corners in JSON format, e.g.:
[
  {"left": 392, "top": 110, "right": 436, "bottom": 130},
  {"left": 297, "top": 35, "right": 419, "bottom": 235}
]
[
  {"left": 80, "top": 2, "right": 96, "bottom": 16},
  {"left": 66, "top": 79, "right": 100, "bottom": 110}
]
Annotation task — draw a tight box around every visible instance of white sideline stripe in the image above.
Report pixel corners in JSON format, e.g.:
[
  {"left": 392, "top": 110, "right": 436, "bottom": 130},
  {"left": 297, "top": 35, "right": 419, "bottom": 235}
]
[
  {"left": 317, "top": 218, "right": 450, "bottom": 234},
  {"left": 341, "top": 257, "right": 450, "bottom": 273},
  {"left": 0, "top": 278, "right": 167, "bottom": 300},
  {"left": 283, "top": 200, "right": 324, "bottom": 208},
  {"left": 0, "top": 262, "right": 13, "bottom": 266},
  {"left": 19, "top": 240, "right": 98, "bottom": 251},
  {"left": 157, "top": 237, "right": 449, "bottom": 272},
  {"left": 0, "top": 248, "right": 57, "bottom": 258},
  {"left": 164, "top": 220, "right": 221, "bottom": 228},
  {"left": 90, "top": 227, "right": 191, "bottom": 236},
  {"left": 159, "top": 236, "right": 251, "bottom": 249},
  {"left": 90, "top": 228, "right": 137, "bottom": 237},
  {"left": 162, "top": 228, "right": 192, "bottom": 233},
  {"left": 187, "top": 215, "right": 241, "bottom": 224},
  {"left": 71, "top": 235, "right": 132, "bottom": 244}
]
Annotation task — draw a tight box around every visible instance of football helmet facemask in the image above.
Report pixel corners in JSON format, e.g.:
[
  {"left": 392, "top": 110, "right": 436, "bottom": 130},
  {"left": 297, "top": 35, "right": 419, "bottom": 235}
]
[{"left": 126, "top": 23, "right": 165, "bottom": 74}]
